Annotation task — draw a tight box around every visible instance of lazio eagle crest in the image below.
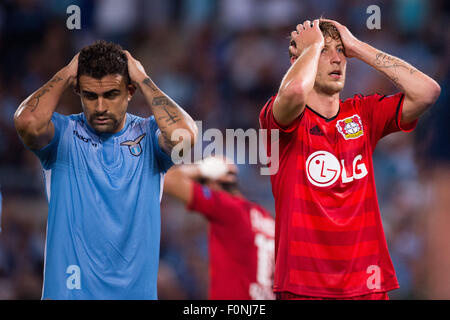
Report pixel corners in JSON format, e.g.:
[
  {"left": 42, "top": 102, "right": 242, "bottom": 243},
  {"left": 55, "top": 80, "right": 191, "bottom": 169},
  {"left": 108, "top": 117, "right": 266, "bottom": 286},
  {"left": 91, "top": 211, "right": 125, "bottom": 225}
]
[{"left": 120, "top": 133, "right": 146, "bottom": 156}]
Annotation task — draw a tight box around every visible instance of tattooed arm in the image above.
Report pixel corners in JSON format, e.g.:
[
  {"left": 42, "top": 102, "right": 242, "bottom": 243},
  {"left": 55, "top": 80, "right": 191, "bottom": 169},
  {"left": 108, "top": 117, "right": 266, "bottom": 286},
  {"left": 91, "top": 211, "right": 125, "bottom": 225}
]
[
  {"left": 322, "top": 19, "right": 441, "bottom": 125},
  {"left": 124, "top": 51, "right": 197, "bottom": 155},
  {"left": 14, "top": 54, "right": 79, "bottom": 149}
]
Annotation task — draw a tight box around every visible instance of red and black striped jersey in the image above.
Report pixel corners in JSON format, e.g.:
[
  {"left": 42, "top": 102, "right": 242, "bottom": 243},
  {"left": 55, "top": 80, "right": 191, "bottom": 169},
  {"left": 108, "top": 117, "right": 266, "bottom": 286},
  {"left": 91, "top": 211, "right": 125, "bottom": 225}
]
[{"left": 259, "top": 92, "right": 417, "bottom": 298}]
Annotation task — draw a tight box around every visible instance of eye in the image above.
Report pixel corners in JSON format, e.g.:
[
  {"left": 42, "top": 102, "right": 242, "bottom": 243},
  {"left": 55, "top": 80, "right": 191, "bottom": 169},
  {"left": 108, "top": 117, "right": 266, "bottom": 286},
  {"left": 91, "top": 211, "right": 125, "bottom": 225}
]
[
  {"left": 321, "top": 48, "right": 327, "bottom": 54},
  {"left": 83, "top": 92, "right": 97, "bottom": 100},
  {"left": 104, "top": 91, "right": 120, "bottom": 100},
  {"left": 337, "top": 47, "right": 344, "bottom": 53}
]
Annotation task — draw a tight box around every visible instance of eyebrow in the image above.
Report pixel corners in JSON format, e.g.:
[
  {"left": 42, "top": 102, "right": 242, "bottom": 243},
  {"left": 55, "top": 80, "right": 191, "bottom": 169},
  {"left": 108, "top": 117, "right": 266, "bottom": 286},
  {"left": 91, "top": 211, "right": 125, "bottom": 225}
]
[
  {"left": 82, "top": 89, "right": 121, "bottom": 96},
  {"left": 323, "top": 43, "right": 344, "bottom": 50}
]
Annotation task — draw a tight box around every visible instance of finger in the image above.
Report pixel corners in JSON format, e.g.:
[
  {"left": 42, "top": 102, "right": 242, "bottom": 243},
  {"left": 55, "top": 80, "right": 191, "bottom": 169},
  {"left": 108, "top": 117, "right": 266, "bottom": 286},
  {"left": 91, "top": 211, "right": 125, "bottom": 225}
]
[
  {"left": 288, "top": 46, "right": 298, "bottom": 57},
  {"left": 312, "top": 19, "right": 320, "bottom": 28},
  {"left": 303, "top": 20, "right": 311, "bottom": 29},
  {"left": 291, "top": 30, "right": 299, "bottom": 39},
  {"left": 296, "top": 24, "right": 304, "bottom": 33},
  {"left": 123, "top": 50, "right": 132, "bottom": 60}
]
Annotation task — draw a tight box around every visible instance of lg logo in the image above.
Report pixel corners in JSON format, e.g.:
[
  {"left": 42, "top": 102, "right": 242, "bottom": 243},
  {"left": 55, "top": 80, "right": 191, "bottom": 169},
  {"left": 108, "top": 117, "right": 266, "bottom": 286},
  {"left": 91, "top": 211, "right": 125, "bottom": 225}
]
[{"left": 305, "top": 151, "right": 368, "bottom": 187}]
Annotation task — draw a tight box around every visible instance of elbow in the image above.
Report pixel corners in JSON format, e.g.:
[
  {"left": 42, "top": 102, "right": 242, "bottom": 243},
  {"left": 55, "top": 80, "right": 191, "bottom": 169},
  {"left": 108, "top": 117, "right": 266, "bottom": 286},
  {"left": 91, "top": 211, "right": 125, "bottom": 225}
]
[
  {"left": 428, "top": 81, "right": 441, "bottom": 105},
  {"left": 14, "top": 109, "right": 37, "bottom": 137},
  {"left": 183, "top": 120, "right": 198, "bottom": 149},
  {"left": 170, "top": 123, "right": 198, "bottom": 150},
  {"left": 14, "top": 107, "right": 49, "bottom": 144},
  {"left": 278, "top": 81, "right": 306, "bottom": 105},
  {"left": 277, "top": 77, "right": 310, "bottom": 112},
  {"left": 408, "top": 80, "right": 441, "bottom": 109},
  {"left": 190, "top": 121, "right": 199, "bottom": 148}
]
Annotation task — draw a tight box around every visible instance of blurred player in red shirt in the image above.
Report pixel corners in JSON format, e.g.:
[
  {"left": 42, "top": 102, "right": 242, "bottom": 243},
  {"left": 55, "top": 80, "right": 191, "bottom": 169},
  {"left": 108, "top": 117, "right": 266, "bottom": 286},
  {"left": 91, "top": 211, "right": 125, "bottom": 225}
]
[
  {"left": 259, "top": 19, "right": 441, "bottom": 300},
  {"left": 164, "top": 157, "right": 275, "bottom": 300}
]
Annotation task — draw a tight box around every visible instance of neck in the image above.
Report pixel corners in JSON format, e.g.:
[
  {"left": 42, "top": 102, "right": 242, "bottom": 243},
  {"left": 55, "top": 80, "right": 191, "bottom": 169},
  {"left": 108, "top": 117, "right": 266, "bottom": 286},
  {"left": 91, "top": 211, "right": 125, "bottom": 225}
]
[{"left": 305, "top": 89, "right": 340, "bottom": 119}]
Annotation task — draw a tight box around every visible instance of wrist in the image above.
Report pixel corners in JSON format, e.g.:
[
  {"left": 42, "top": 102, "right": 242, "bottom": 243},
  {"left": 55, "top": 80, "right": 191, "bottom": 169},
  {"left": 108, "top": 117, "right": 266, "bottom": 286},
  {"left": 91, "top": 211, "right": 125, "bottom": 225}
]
[
  {"left": 349, "top": 39, "right": 367, "bottom": 59},
  {"left": 311, "top": 41, "right": 324, "bottom": 50},
  {"left": 58, "top": 67, "right": 76, "bottom": 88},
  {"left": 135, "top": 74, "right": 149, "bottom": 85},
  {"left": 137, "top": 75, "right": 160, "bottom": 93}
]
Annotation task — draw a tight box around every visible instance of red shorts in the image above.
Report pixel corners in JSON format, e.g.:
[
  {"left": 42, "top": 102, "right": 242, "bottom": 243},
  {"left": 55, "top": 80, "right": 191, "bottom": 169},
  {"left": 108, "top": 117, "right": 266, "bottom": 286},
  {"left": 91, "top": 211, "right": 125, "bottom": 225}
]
[{"left": 276, "top": 291, "right": 389, "bottom": 300}]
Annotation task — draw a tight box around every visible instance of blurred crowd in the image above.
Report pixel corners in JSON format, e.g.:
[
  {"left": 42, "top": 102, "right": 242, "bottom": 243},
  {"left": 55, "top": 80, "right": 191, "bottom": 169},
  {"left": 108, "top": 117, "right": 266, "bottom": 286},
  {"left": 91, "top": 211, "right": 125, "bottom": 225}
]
[{"left": 0, "top": 0, "right": 449, "bottom": 299}]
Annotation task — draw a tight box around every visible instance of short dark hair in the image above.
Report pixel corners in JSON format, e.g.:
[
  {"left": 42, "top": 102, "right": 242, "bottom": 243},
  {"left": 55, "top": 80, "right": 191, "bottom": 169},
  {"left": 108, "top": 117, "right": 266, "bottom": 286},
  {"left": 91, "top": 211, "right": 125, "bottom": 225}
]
[
  {"left": 289, "top": 20, "right": 342, "bottom": 58},
  {"left": 77, "top": 40, "right": 130, "bottom": 86}
]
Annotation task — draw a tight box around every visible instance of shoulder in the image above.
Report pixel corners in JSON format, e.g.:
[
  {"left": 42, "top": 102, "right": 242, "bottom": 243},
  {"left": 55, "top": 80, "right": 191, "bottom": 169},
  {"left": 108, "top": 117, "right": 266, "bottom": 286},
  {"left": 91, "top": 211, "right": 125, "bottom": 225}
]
[
  {"left": 259, "top": 94, "right": 277, "bottom": 120},
  {"left": 341, "top": 93, "right": 387, "bottom": 106},
  {"left": 50, "top": 113, "right": 81, "bottom": 134}
]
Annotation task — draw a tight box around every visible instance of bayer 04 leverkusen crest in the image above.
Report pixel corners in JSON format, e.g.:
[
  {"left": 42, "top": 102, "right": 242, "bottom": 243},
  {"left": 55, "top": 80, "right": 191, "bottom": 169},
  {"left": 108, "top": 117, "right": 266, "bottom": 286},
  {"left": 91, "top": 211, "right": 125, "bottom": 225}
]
[{"left": 336, "top": 114, "right": 364, "bottom": 140}]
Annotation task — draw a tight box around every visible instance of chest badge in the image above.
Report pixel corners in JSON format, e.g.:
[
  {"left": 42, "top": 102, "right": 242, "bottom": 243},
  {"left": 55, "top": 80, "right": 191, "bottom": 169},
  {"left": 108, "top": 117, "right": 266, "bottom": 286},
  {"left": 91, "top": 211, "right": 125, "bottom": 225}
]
[
  {"left": 120, "top": 133, "right": 146, "bottom": 156},
  {"left": 336, "top": 114, "right": 364, "bottom": 140}
]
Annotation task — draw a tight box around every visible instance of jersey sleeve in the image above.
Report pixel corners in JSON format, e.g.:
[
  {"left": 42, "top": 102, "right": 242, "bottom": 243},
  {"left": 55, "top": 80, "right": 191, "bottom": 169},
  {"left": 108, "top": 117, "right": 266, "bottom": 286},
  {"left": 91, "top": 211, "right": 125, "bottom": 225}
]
[
  {"left": 186, "top": 182, "right": 241, "bottom": 224},
  {"left": 147, "top": 116, "right": 173, "bottom": 173},
  {"left": 31, "top": 112, "right": 68, "bottom": 170},
  {"left": 259, "top": 95, "right": 304, "bottom": 133},
  {"left": 357, "top": 93, "right": 418, "bottom": 146}
]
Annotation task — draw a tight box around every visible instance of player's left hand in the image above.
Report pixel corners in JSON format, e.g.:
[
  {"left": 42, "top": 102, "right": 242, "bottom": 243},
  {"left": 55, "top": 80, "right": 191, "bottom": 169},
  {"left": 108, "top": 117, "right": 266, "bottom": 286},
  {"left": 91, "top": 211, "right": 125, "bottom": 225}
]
[
  {"left": 320, "top": 18, "right": 362, "bottom": 58},
  {"left": 123, "top": 50, "right": 149, "bottom": 86}
]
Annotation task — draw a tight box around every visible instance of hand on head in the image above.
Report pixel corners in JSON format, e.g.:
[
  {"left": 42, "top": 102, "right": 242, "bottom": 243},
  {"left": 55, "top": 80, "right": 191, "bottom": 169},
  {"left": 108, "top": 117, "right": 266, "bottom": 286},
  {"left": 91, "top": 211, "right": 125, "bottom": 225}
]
[{"left": 289, "top": 19, "right": 324, "bottom": 59}]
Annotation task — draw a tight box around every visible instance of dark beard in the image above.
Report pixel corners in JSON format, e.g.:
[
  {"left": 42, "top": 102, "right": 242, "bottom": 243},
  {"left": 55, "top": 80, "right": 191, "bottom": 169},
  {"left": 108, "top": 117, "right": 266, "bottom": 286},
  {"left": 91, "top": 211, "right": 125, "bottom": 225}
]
[{"left": 88, "top": 114, "right": 120, "bottom": 133}]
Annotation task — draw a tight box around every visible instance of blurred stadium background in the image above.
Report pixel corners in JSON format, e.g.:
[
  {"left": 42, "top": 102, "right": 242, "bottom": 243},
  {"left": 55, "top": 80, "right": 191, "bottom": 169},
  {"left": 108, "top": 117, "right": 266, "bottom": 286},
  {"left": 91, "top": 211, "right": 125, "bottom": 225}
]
[{"left": 0, "top": 0, "right": 449, "bottom": 299}]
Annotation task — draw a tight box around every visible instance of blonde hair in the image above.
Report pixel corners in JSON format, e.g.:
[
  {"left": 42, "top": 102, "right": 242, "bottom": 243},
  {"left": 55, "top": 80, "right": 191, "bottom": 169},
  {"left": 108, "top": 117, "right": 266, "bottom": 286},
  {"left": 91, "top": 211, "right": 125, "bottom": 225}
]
[{"left": 288, "top": 20, "right": 341, "bottom": 58}]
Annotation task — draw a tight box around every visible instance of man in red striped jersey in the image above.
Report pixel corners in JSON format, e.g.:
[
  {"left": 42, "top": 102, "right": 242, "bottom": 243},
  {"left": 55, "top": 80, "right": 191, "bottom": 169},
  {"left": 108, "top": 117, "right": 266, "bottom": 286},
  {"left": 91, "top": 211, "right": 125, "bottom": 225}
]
[
  {"left": 259, "top": 19, "right": 440, "bottom": 300},
  {"left": 164, "top": 157, "right": 275, "bottom": 300}
]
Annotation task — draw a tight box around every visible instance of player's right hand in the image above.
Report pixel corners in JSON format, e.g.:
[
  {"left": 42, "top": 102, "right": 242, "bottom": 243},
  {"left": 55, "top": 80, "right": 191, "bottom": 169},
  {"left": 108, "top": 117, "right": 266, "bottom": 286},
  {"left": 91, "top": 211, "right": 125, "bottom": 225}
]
[{"left": 289, "top": 19, "right": 324, "bottom": 58}]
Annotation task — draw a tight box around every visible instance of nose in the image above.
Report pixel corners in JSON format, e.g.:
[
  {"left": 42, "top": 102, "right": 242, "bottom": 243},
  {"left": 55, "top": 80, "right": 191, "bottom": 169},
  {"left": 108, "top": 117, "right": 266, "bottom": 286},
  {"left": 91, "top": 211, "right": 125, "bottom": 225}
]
[
  {"left": 330, "top": 49, "right": 342, "bottom": 65},
  {"left": 95, "top": 97, "right": 107, "bottom": 113}
]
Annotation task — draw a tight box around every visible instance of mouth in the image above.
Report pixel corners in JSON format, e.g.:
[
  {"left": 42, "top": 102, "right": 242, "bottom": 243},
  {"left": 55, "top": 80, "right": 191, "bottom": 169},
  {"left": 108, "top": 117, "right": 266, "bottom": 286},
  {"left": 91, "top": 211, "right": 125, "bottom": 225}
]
[
  {"left": 329, "top": 70, "right": 342, "bottom": 79},
  {"left": 93, "top": 117, "right": 112, "bottom": 125}
]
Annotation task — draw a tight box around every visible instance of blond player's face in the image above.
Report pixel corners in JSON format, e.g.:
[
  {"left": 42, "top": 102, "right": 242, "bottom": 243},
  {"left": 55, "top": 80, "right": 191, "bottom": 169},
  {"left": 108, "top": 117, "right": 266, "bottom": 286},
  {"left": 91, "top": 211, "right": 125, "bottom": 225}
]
[
  {"left": 79, "top": 74, "right": 133, "bottom": 133},
  {"left": 314, "top": 37, "right": 347, "bottom": 95}
]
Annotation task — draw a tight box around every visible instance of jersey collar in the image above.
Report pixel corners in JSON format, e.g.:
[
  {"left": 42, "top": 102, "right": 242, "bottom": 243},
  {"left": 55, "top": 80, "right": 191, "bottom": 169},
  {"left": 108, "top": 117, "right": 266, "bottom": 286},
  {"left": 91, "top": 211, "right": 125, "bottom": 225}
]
[{"left": 305, "top": 100, "right": 342, "bottom": 122}]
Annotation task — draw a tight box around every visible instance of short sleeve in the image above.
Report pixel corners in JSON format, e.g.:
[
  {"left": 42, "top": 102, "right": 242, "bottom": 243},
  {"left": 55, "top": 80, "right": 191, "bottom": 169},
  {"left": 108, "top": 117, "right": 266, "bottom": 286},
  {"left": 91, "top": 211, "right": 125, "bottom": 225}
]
[
  {"left": 148, "top": 116, "right": 173, "bottom": 173},
  {"left": 186, "top": 182, "right": 241, "bottom": 224},
  {"left": 259, "top": 94, "right": 303, "bottom": 133},
  {"left": 31, "top": 112, "right": 68, "bottom": 170},
  {"left": 357, "top": 93, "right": 418, "bottom": 145}
]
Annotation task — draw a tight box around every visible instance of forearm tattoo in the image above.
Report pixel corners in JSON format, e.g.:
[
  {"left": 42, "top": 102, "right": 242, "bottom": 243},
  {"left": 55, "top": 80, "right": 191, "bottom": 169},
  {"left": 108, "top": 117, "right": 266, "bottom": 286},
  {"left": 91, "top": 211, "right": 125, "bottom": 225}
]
[
  {"left": 374, "top": 51, "right": 418, "bottom": 91},
  {"left": 151, "top": 96, "right": 181, "bottom": 125},
  {"left": 142, "top": 77, "right": 158, "bottom": 92},
  {"left": 26, "top": 76, "right": 63, "bottom": 112},
  {"left": 374, "top": 52, "right": 417, "bottom": 75}
]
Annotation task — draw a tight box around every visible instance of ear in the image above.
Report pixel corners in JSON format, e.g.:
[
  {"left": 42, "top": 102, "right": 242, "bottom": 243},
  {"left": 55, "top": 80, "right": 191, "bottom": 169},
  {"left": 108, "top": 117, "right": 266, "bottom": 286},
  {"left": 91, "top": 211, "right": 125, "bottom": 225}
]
[
  {"left": 290, "top": 55, "right": 298, "bottom": 65},
  {"left": 127, "top": 84, "right": 137, "bottom": 101}
]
